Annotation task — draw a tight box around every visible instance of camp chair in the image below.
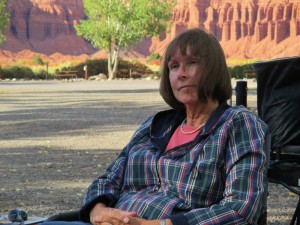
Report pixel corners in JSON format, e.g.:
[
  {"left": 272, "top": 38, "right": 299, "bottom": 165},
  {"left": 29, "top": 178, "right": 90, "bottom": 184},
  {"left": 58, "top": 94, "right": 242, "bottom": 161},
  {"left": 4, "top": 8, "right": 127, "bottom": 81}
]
[{"left": 254, "top": 56, "right": 300, "bottom": 225}]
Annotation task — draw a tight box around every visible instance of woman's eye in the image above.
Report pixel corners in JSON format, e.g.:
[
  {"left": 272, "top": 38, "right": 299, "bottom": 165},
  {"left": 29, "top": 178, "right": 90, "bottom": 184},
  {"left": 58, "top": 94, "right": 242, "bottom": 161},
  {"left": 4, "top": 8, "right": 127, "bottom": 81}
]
[
  {"left": 169, "top": 63, "right": 179, "bottom": 70},
  {"left": 187, "top": 60, "right": 198, "bottom": 65}
]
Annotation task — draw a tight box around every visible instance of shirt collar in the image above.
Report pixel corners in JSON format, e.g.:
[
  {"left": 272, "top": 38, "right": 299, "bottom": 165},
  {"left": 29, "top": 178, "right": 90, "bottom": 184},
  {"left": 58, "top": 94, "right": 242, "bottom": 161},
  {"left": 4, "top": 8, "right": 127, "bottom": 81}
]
[{"left": 149, "top": 102, "right": 231, "bottom": 150}]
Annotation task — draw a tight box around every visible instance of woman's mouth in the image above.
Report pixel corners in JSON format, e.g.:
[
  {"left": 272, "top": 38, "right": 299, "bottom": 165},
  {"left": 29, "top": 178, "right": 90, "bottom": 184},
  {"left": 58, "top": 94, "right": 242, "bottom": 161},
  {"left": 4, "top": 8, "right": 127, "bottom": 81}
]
[{"left": 178, "top": 85, "right": 195, "bottom": 91}]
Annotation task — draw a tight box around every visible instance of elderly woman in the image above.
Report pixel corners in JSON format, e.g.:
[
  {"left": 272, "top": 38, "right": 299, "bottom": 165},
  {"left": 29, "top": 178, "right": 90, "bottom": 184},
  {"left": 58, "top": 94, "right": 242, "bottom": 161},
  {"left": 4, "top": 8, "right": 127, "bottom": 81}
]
[{"left": 45, "top": 28, "right": 268, "bottom": 225}]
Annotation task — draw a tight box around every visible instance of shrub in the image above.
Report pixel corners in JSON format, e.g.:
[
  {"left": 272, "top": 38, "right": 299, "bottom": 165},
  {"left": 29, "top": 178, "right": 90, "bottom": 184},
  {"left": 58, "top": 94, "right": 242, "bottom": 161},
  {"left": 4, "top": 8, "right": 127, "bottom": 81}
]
[
  {"left": 2, "top": 66, "right": 35, "bottom": 79},
  {"left": 228, "top": 64, "right": 255, "bottom": 79},
  {"left": 0, "top": 58, "right": 155, "bottom": 80},
  {"left": 74, "top": 59, "right": 153, "bottom": 79},
  {"left": 34, "top": 69, "right": 48, "bottom": 79},
  {"left": 73, "top": 59, "right": 108, "bottom": 79}
]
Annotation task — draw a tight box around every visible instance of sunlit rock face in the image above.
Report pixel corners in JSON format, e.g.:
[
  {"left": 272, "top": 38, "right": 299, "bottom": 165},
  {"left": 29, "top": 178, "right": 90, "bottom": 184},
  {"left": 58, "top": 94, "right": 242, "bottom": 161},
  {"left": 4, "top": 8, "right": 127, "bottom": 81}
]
[
  {"left": 151, "top": 0, "right": 300, "bottom": 59},
  {"left": 3, "top": 0, "right": 95, "bottom": 55},
  {"left": 1, "top": 0, "right": 300, "bottom": 60}
]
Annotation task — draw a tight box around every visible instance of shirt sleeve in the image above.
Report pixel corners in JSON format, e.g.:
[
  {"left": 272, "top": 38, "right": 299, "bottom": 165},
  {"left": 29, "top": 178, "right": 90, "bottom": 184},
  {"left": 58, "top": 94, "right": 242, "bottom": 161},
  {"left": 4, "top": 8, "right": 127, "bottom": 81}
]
[
  {"left": 79, "top": 146, "right": 128, "bottom": 221},
  {"left": 79, "top": 116, "right": 154, "bottom": 222},
  {"left": 170, "top": 110, "right": 268, "bottom": 225}
]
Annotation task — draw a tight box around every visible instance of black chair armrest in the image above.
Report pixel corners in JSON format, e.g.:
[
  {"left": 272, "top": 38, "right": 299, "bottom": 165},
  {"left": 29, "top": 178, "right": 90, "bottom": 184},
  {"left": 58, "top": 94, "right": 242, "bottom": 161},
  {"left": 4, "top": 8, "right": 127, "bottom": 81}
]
[{"left": 46, "top": 210, "right": 80, "bottom": 222}]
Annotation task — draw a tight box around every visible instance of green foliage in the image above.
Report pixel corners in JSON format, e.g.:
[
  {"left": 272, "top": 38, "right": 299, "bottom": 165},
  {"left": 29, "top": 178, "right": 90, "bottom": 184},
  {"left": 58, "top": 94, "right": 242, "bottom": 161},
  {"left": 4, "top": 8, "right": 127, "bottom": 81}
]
[
  {"left": 0, "top": 0, "right": 9, "bottom": 45},
  {"left": 34, "top": 68, "right": 48, "bottom": 79},
  {"left": 228, "top": 64, "right": 255, "bottom": 79},
  {"left": 0, "top": 59, "right": 153, "bottom": 80},
  {"left": 1, "top": 66, "right": 35, "bottom": 79},
  {"left": 32, "top": 54, "right": 45, "bottom": 65},
  {"left": 75, "top": 0, "right": 175, "bottom": 79},
  {"left": 118, "top": 60, "right": 153, "bottom": 78},
  {"left": 74, "top": 59, "right": 108, "bottom": 78},
  {"left": 74, "top": 58, "right": 152, "bottom": 79},
  {"left": 229, "top": 65, "right": 244, "bottom": 79},
  {"left": 76, "top": 0, "right": 174, "bottom": 49},
  {"left": 1, "top": 59, "right": 258, "bottom": 81},
  {"left": 146, "top": 53, "right": 162, "bottom": 63},
  {"left": 243, "top": 64, "right": 254, "bottom": 71}
]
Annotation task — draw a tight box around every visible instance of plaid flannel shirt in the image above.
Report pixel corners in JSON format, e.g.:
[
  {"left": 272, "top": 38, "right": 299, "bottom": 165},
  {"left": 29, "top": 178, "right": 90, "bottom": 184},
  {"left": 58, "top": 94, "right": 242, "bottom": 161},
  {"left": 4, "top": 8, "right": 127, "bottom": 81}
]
[{"left": 80, "top": 103, "right": 268, "bottom": 225}]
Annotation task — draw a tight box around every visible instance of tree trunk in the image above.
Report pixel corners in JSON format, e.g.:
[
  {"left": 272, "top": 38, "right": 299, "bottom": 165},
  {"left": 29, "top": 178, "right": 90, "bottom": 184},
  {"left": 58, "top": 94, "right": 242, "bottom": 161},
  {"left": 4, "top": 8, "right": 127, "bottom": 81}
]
[
  {"left": 107, "top": 53, "right": 114, "bottom": 80},
  {"left": 107, "top": 42, "right": 120, "bottom": 80},
  {"left": 111, "top": 53, "right": 119, "bottom": 79}
]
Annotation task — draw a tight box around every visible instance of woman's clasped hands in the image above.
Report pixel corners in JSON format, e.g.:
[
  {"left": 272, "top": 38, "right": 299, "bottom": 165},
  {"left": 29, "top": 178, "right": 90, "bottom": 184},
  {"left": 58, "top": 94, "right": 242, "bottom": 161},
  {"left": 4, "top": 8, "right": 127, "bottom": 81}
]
[{"left": 90, "top": 203, "right": 147, "bottom": 225}]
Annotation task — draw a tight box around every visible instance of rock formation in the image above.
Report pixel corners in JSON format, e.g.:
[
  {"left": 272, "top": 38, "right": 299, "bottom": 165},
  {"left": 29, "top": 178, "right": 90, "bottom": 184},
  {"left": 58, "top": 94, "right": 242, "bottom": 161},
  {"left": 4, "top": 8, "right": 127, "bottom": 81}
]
[
  {"left": 151, "top": 0, "right": 300, "bottom": 60},
  {"left": 2, "top": 0, "right": 95, "bottom": 55},
  {"left": 1, "top": 0, "right": 300, "bottom": 63}
]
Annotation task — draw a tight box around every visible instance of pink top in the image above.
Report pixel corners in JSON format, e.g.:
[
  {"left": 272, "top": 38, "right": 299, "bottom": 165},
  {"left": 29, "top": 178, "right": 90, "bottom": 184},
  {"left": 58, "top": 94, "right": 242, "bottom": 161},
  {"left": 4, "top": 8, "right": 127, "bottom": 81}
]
[{"left": 165, "top": 124, "right": 201, "bottom": 151}]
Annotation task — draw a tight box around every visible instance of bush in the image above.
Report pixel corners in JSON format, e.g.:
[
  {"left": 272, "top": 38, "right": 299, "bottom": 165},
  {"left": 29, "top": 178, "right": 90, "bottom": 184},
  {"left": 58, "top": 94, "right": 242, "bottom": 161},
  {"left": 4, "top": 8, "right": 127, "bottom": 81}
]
[
  {"left": 0, "top": 58, "right": 155, "bottom": 80},
  {"left": 34, "top": 69, "right": 48, "bottom": 79},
  {"left": 1, "top": 66, "right": 35, "bottom": 79},
  {"left": 229, "top": 65, "right": 244, "bottom": 79},
  {"left": 74, "top": 59, "right": 153, "bottom": 79},
  {"left": 73, "top": 59, "right": 107, "bottom": 79},
  {"left": 228, "top": 64, "right": 255, "bottom": 79}
]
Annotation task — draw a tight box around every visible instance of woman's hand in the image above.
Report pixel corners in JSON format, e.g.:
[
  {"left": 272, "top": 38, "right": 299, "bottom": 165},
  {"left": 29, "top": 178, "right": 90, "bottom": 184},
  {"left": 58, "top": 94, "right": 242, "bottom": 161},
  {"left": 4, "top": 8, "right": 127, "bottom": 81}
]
[
  {"left": 127, "top": 218, "right": 172, "bottom": 225},
  {"left": 90, "top": 203, "right": 137, "bottom": 225}
]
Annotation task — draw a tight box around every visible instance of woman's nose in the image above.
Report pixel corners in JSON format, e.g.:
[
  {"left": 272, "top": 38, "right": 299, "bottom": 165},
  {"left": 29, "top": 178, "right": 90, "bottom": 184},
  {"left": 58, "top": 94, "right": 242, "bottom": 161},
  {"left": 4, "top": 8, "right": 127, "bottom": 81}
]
[{"left": 177, "top": 64, "right": 188, "bottom": 78}]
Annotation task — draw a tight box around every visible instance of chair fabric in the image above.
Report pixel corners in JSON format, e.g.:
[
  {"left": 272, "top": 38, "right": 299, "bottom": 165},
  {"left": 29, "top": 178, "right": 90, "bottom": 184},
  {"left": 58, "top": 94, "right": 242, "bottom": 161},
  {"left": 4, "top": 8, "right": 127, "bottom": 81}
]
[
  {"left": 254, "top": 56, "right": 300, "bottom": 225},
  {"left": 255, "top": 56, "right": 300, "bottom": 150},
  {"left": 46, "top": 211, "right": 80, "bottom": 222}
]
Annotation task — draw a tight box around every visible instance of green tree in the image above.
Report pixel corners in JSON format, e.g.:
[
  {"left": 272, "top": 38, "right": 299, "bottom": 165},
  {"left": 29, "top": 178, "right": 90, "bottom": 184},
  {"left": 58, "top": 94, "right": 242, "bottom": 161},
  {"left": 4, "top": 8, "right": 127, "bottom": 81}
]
[
  {"left": 32, "top": 54, "right": 45, "bottom": 65},
  {"left": 0, "top": 0, "right": 9, "bottom": 45},
  {"left": 75, "top": 0, "right": 174, "bottom": 79}
]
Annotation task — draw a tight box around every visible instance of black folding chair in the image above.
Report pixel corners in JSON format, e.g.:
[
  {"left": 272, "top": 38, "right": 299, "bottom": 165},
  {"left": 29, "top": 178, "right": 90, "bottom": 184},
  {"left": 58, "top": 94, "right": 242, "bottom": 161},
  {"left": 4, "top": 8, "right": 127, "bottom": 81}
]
[{"left": 254, "top": 56, "right": 300, "bottom": 225}]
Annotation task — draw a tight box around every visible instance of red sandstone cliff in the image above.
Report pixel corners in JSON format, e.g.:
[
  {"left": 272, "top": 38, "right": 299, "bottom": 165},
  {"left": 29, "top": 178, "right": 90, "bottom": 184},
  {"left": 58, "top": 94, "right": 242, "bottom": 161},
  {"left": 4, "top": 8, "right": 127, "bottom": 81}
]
[
  {"left": 1, "top": 0, "right": 300, "bottom": 64},
  {"left": 151, "top": 0, "right": 300, "bottom": 60},
  {"left": 1, "top": 0, "right": 95, "bottom": 56}
]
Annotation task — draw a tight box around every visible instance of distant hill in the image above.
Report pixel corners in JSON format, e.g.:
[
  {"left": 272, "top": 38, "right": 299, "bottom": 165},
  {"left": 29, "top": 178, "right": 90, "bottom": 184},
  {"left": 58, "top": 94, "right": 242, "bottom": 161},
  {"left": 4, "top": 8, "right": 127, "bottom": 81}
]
[{"left": 1, "top": 0, "right": 300, "bottom": 65}]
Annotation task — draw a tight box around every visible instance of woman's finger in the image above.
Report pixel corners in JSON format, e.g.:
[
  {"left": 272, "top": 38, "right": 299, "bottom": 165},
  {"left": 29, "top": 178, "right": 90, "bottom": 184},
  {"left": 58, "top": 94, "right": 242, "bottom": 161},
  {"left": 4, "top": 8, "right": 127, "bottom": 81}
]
[
  {"left": 93, "top": 214, "right": 128, "bottom": 225},
  {"left": 96, "top": 222, "right": 113, "bottom": 225},
  {"left": 93, "top": 221, "right": 113, "bottom": 225},
  {"left": 92, "top": 208, "right": 136, "bottom": 224}
]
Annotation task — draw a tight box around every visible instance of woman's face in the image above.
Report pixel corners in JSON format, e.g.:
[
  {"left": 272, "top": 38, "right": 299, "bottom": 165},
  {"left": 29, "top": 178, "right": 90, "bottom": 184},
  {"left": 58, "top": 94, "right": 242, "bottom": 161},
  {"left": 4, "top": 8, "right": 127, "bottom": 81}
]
[{"left": 168, "top": 48, "right": 202, "bottom": 106}]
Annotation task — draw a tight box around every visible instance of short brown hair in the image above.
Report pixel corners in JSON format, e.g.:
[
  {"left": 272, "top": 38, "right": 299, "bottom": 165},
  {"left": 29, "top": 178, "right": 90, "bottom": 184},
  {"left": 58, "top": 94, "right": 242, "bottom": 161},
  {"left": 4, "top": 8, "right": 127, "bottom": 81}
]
[{"left": 159, "top": 28, "right": 232, "bottom": 110}]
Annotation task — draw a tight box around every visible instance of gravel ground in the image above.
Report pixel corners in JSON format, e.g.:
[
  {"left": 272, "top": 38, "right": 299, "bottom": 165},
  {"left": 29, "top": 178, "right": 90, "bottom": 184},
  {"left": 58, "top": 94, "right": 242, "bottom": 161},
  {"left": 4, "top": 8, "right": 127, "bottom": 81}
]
[{"left": 0, "top": 79, "right": 298, "bottom": 224}]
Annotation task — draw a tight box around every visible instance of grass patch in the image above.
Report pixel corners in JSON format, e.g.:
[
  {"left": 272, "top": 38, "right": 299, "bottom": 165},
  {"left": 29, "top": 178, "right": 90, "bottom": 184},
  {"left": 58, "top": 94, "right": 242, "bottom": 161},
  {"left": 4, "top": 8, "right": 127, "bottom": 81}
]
[
  {"left": 147, "top": 64, "right": 160, "bottom": 73},
  {"left": 227, "top": 58, "right": 262, "bottom": 66}
]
